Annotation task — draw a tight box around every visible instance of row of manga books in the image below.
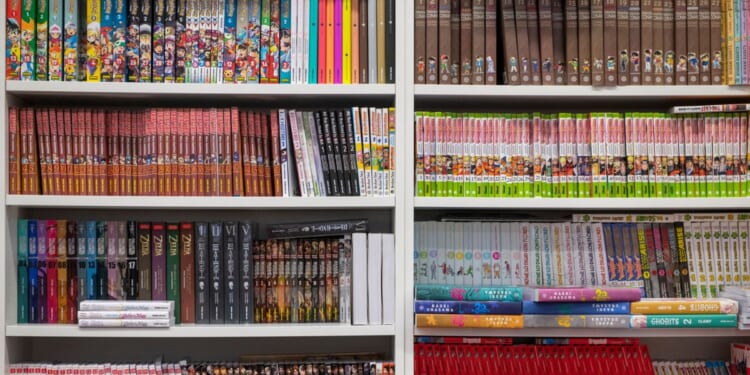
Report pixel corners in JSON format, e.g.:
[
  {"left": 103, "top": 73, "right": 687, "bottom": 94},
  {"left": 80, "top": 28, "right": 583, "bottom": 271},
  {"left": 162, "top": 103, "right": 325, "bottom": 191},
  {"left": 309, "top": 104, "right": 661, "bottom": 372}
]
[
  {"left": 415, "top": 213, "right": 750, "bottom": 299},
  {"left": 653, "top": 360, "right": 732, "bottom": 375},
  {"left": 9, "top": 106, "right": 395, "bottom": 197},
  {"left": 10, "top": 360, "right": 396, "bottom": 375},
  {"left": 6, "top": 0, "right": 396, "bottom": 84},
  {"left": 415, "top": 111, "right": 750, "bottom": 198},
  {"left": 16, "top": 217, "right": 392, "bottom": 325}
]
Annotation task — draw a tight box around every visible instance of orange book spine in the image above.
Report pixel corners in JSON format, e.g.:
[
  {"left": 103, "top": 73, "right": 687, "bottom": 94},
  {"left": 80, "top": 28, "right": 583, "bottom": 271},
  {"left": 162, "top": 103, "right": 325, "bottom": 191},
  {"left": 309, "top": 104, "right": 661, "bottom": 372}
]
[
  {"left": 415, "top": 314, "right": 524, "bottom": 328},
  {"left": 270, "top": 110, "right": 282, "bottom": 196},
  {"left": 150, "top": 109, "right": 159, "bottom": 196},
  {"left": 8, "top": 107, "right": 20, "bottom": 195},
  {"left": 170, "top": 109, "right": 179, "bottom": 196},
  {"left": 231, "top": 107, "right": 243, "bottom": 196},
  {"left": 157, "top": 108, "right": 166, "bottom": 195},
  {"left": 200, "top": 108, "right": 209, "bottom": 196},
  {"left": 98, "top": 110, "right": 108, "bottom": 195},
  {"left": 72, "top": 110, "right": 83, "bottom": 195},
  {"left": 106, "top": 112, "right": 115, "bottom": 195},
  {"left": 208, "top": 108, "right": 219, "bottom": 196},
  {"left": 188, "top": 109, "right": 198, "bottom": 196}
]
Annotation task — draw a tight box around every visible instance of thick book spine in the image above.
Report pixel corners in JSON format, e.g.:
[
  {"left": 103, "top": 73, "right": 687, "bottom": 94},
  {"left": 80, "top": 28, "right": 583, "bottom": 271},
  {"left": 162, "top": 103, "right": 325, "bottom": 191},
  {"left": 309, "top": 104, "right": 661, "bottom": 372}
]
[
  {"left": 500, "top": 0, "right": 519, "bottom": 84},
  {"left": 79, "top": 318, "right": 173, "bottom": 327},
  {"left": 37, "top": 221, "right": 47, "bottom": 323},
  {"left": 522, "top": 286, "right": 643, "bottom": 301},
  {"left": 78, "top": 310, "right": 172, "bottom": 319},
  {"left": 415, "top": 285, "right": 523, "bottom": 301},
  {"left": 415, "top": 0, "right": 427, "bottom": 83},
  {"left": 28, "top": 221, "right": 38, "bottom": 323},
  {"left": 415, "top": 313, "right": 524, "bottom": 328},
  {"left": 85, "top": 221, "right": 96, "bottom": 301},
  {"left": 524, "top": 314, "right": 631, "bottom": 328},
  {"left": 166, "top": 223, "right": 180, "bottom": 323},
  {"left": 17, "top": 219, "right": 29, "bottom": 323},
  {"left": 335, "top": 110, "right": 356, "bottom": 196},
  {"left": 224, "top": 221, "right": 239, "bottom": 323},
  {"left": 47, "top": 221, "right": 58, "bottom": 323},
  {"left": 194, "top": 222, "right": 210, "bottom": 323},
  {"left": 630, "top": 298, "right": 738, "bottom": 314},
  {"left": 415, "top": 300, "right": 524, "bottom": 314},
  {"left": 95, "top": 221, "right": 107, "bottom": 301},
  {"left": 266, "top": 219, "right": 369, "bottom": 239},
  {"left": 66, "top": 221, "right": 78, "bottom": 321},
  {"left": 630, "top": 314, "right": 738, "bottom": 328},
  {"left": 522, "top": 301, "right": 631, "bottom": 314},
  {"left": 137, "top": 222, "right": 152, "bottom": 300},
  {"left": 209, "top": 222, "right": 225, "bottom": 323},
  {"left": 80, "top": 299, "right": 174, "bottom": 310},
  {"left": 179, "top": 222, "right": 195, "bottom": 323},
  {"left": 126, "top": 221, "right": 138, "bottom": 300},
  {"left": 343, "top": 110, "right": 361, "bottom": 196},
  {"left": 239, "top": 221, "right": 253, "bottom": 323},
  {"left": 590, "top": 0, "right": 605, "bottom": 85}
]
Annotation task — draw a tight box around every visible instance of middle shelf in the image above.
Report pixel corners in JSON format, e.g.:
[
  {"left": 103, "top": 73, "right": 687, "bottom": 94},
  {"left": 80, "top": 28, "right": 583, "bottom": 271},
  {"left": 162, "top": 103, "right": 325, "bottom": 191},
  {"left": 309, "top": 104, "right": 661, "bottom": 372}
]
[{"left": 414, "top": 197, "right": 750, "bottom": 211}]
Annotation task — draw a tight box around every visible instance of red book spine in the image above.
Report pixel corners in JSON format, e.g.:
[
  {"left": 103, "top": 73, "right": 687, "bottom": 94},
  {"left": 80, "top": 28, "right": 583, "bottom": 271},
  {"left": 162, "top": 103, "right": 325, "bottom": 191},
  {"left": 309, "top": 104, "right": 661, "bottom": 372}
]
[
  {"left": 150, "top": 109, "right": 159, "bottom": 196},
  {"left": 170, "top": 109, "right": 179, "bottom": 196},
  {"left": 198, "top": 109, "right": 208, "bottom": 196},
  {"left": 46, "top": 220, "right": 58, "bottom": 323},
  {"left": 177, "top": 109, "right": 186, "bottom": 196},
  {"left": 189, "top": 108, "right": 199, "bottom": 196},
  {"left": 261, "top": 113, "right": 272, "bottom": 196},
  {"left": 249, "top": 112, "right": 260, "bottom": 196},
  {"left": 231, "top": 107, "right": 243, "bottom": 196},
  {"left": 8, "top": 107, "right": 20, "bottom": 195},
  {"left": 86, "top": 109, "right": 95, "bottom": 195},
  {"left": 49, "top": 109, "right": 61, "bottom": 195},
  {"left": 106, "top": 112, "right": 115, "bottom": 195},
  {"left": 36, "top": 109, "right": 49, "bottom": 195},
  {"left": 319, "top": 0, "right": 328, "bottom": 82},
  {"left": 97, "top": 110, "right": 108, "bottom": 195},
  {"left": 253, "top": 112, "right": 264, "bottom": 196},
  {"left": 220, "top": 109, "right": 230, "bottom": 196},
  {"left": 270, "top": 110, "right": 282, "bottom": 196},
  {"left": 63, "top": 109, "right": 73, "bottom": 195},
  {"left": 179, "top": 222, "right": 195, "bottom": 322},
  {"left": 156, "top": 109, "right": 166, "bottom": 195},
  {"left": 70, "top": 110, "right": 80, "bottom": 195},
  {"left": 240, "top": 111, "right": 252, "bottom": 196}
]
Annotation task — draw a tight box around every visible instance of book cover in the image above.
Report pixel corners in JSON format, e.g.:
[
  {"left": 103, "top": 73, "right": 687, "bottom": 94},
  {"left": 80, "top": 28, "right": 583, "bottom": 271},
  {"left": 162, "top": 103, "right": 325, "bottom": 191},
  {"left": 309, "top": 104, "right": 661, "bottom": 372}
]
[
  {"left": 523, "top": 286, "right": 643, "bottom": 302},
  {"left": 415, "top": 285, "right": 523, "bottom": 301},
  {"left": 415, "top": 300, "right": 524, "bottom": 314},
  {"left": 415, "top": 313, "right": 524, "bottom": 328},
  {"left": 194, "top": 222, "right": 209, "bottom": 323},
  {"left": 523, "top": 314, "right": 631, "bottom": 328},
  {"left": 630, "top": 314, "right": 738, "bottom": 328},
  {"left": 522, "top": 301, "right": 632, "bottom": 314}
]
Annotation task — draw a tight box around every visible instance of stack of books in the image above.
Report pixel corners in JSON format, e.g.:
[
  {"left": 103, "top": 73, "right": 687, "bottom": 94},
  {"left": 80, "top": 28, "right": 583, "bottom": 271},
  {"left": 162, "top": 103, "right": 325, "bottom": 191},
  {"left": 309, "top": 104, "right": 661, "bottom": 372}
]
[
  {"left": 413, "top": 285, "right": 524, "bottom": 328},
  {"left": 720, "top": 287, "right": 750, "bottom": 329},
  {"left": 522, "top": 286, "right": 640, "bottom": 328},
  {"left": 652, "top": 360, "right": 730, "bottom": 374},
  {"left": 629, "top": 298, "right": 738, "bottom": 328},
  {"left": 77, "top": 300, "right": 174, "bottom": 328}
]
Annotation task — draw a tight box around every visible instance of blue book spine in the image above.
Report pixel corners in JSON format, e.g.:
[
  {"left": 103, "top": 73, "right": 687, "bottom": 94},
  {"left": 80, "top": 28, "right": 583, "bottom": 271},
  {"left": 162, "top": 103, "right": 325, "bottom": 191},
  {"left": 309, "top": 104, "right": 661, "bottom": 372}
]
[
  {"left": 522, "top": 301, "right": 632, "bottom": 315},
  {"left": 279, "top": 0, "right": 291, "bottom": 83},
  {"left": 17, "top": 219, "right": 29, "bottom": 323},
  {"left": 415, "top": 300, "right": 523, "bottom": 315},
  {"left": 77, "top": 221, "right": 87, "bottom": 305},
  {"left": 27, "top": 220, "right": 37, "bottom": 323},
  {"left": 308, "top": 0, "right": 318, "bottom": 83},
  {"left": 86, "top": 221, "right": 97, "bottom": 300},
  {"left": 36, "top": 220, "right": 47, "bottom": 323},
  {"left": 414, "top": 284, "right": 523, "bottom": 302}
]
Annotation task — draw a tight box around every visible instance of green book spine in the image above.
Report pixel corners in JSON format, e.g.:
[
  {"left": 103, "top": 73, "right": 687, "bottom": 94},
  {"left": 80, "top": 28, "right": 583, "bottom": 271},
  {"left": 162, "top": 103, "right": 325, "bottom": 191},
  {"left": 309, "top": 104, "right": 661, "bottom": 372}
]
[
  {"left": 308, "top": 0, "right": 319, "bottom": 83},
  {"left": 436, "top": 112, "right": 447, "bottom": 197},
  {"left": 630, "top": 314, "right": 737, "bottom": 328},
  {"left": 532, "top": 113, "right": 543, "bottom": 199},
  {"left": 166, "top": 223, "right": 180, "bottom": 323},
  {"left": 523, "top": 114, "right": 533, "bottom": 198},
  {"left": 415, "top": 284, "right": 524, "bottom": 302},
  {"left": 35, "top": 0, "right": 48, "bottom": 81},
  {"left": 576, "top": 114, "right": 591, "bottom": 197},
  {"left": 18, "top": 219, "right": 29, "bottom": 323},
  {"left": 20, "top": 0, "right": 37, "bottom": 80},
  {"left": 565, "top": 114, "right": 578, "bottom": 198}
]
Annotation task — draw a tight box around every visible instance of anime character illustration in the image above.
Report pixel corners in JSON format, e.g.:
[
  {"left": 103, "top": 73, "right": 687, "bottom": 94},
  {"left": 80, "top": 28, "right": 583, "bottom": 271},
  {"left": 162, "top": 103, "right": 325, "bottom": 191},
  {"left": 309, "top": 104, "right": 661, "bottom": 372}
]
[
  {"left": 428, "top": 56, "right": 437, "bottom": 75},
  {"left": 531, "top": 58, "right": 539, "bottom": 73},
  {"left": 664, "top": 51, "right": 674, "bottom": 73},
  {"left": 416, "top": 56, "right": 425, "bottom": 75},
  {"left": 510, "top": 56, "right": 518, "bottom": 72},
  {"left": 619, "top": 50, "right": 628, "bottom": 71},
  {"left": 653, "top": 50, "right": 663, "bottom": 73},
  {"left": 569, "top": 57, "right": 578, "bottom": 72},
  {"left": 593, "top": 58, "right": 603, "bottom": 71},
  {"left": 700, "top": 53, "right": 710, "bottom": 71},
  {"left": 688, "top": 52, "right": 699, "bottom": 72},
  {"left": 486, "top": 55, "right": 495, "bottom": 74},
  {"left": 475, "top": 55, "right": 484, "bottom": 74},
  {"left": 712, "top": 51, "right": 721, "bottom": 69},
  {"left": 630, "top": 51, "right": 640, "bottom": 72},
  {"left": 543, "top": 57, "right": 552, "bottom": 73},
  {"left": 7, "top": 19, "right": 21, "bottom": 77},
  {"left": 677, "top": 55, "right": 687, "bottom": 71},
  {"left": 606, "top": 56, "right": 615, "bottom": 71},
  {"left": 644, "top": 49, "right": 652, "bottom": 72},
  {"left": 522, "top": 56, "right": 529, "bottom": 73},
  {"left": 440, "top": 54, "right": 450, "bottom": 74},
  {"left": 582, "top": 59, "right": 591, "bottom": 73}
]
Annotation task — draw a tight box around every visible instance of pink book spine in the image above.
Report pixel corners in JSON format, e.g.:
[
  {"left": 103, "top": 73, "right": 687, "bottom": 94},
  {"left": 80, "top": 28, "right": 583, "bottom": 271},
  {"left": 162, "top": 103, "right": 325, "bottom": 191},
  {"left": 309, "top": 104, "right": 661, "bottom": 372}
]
[
  {"left": 525, "top": 287, "right": 643, "bottom": 302},
  {"left": 46, "top": 220, "right": 58, "bottom": 323},
  {"left": 334, "top": 0, "right": 343, "bottom": 83}
]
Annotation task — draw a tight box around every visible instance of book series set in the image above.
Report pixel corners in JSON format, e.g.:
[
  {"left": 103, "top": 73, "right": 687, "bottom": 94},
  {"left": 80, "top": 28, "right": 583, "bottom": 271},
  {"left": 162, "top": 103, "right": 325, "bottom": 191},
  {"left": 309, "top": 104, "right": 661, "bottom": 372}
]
[
  {"left": 415, "top": 0, "right": 744, "bottom": 86},
  {"left": 415, "top": 110, "right": 750, "bottom": 198},
  {"left": 9, "top": 106, "right": 395, "bottom": 197},
  {"left": 15, "top": 218, "right": 395, "bottom": 325},
  {"left": 6, "top": 0, "right": 396, "bottom": 84}
]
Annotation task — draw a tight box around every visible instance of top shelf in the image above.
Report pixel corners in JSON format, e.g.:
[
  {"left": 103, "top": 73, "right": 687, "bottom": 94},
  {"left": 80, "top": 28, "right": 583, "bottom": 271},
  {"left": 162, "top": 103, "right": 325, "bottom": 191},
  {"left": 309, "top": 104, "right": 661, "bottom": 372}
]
[{"left": 6, "top": 82, "right": 396, "bottom": 105}]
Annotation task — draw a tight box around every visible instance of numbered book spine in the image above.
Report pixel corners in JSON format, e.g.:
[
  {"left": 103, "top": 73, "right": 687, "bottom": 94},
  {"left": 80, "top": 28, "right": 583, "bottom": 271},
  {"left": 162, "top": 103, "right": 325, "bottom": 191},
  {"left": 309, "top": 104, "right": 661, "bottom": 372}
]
[
  {"left": 415, "top": 285, "right": 523, "bottom": 301},
  {"left": 239, "top": 221, "right": 253, "bottom": 323},
  {"left": 522, "top": 301, "right": 631, "bottom": 314},
  {"left": 630, "top": 298, "right": 738, "bottom": 314},
  {"left": 223, "top": 221, "right": 239, "bottom": 323},
  {"left": 195, "top": 222, "right": 209, "bottom": 323},
  {"left": 95, "top": 221, "right": 107, "bottom": 302},
  {"left": 86, "top": 0, "right": 101, "bottom": 81},
  {"left": 20, "top": 0, "right": 36, "bottom": 80},
  {"left": 101, "top": 0, "right": 115, "bottom": 81},
  {"left": 7, "top": 0, "right": 22, "bottom": 79},
  {"left": 209, "top": 222, "right": 224, "bottom": 323},
  {"left": 524, "top": 314, "right": 631, "bottom": 327},
  {"left": 415, "top": 300, "right": 524, "bottom": 314},
  {"left": 223, "top": 0, "right": 237, "bottom": 82},
  {"left": 415, "top": 313, "right": 524, "bottom": 328},
  {"left": 139, "top": 0, "right": 152, "bottom": 82},
  {"left": 165, "top": 223, "right": 180, "bottom": 322},
  {"left": 630, "top": 314, "right": 738, "bottom": 328},
  {"left": 85, "top": 221, "right": 96, "bottom": 301},
  {"left": 48, "top": 0, "right": 63, "bottom": 81},
  {"left": 66, "top": 221, "right": 78, "bottom": 321},
  {"left": 35, "top": 0, "right": 48, "bottom": 81},
  {"left": 126, "top": 0, "right": 139, "bottom": 82},
  {"left": 523, "top": 286, "right": 643, "bottom": 301}
]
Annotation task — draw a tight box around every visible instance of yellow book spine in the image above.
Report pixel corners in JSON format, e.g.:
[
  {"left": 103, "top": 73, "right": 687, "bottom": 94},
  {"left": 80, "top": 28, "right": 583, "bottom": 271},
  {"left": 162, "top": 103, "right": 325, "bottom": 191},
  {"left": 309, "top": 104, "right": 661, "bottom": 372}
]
[
  {"left": 415, "top": 314, "right": 524, "bottom": 328},
  {"left": 630, "top": 299, "right": 738, "bottom": 314},
  {"left": 343, "top": 0, "right": 352, "bottom": 83},
  {"left": 326, "top": 0, "right": 335, "bottom": 83},
  {"left": 86, "top": 0, "right": 102, "bottom": 81}
]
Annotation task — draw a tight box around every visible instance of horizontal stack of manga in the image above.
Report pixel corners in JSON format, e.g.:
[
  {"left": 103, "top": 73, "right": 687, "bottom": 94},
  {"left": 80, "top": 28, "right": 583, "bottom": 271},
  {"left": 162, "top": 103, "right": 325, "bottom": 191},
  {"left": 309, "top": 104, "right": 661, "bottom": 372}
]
[
  {"left": 16, "top": 217, "right": 395, "bottom": 325},
  {"left": 720, "top": 287, "right": 750, "bottom": 329},
  {"left": 10, "top": 360, "right": 395, "bottom": 374},
  {"left": 521, "top": 285, "right": 641, "bottom": 328},
  {"left": 8, "top": 106, "right": 395, "bottom": 197},
  {"left": 413, "top": 284, "right": 524, "bottom": 328},
  {"left": 6, "top": 0, "right": 396, "bottom": 84},
  {"left": 414, "top": 338, "right": 655, "bottom": 374},
  {"left": 628, "top": 298, "right": 738, "bottom": 329},
  {"left": 415, "top": 111, "right": 749, "bottom": 199},
  {"left": 415, "top": 0, "right": 744, "bottom": 86},
  {"left": 77, "top": 300, "right": 175, "bottom": 327},
  {"left": 652, "top": 360, "right": 730, "bottom": 374}
]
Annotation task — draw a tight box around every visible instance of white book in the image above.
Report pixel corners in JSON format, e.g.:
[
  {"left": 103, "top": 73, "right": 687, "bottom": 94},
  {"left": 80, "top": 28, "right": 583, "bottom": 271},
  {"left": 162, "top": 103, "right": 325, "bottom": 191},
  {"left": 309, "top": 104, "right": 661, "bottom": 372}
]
[
  {"left": 290, "top": 0, "right": 297, "bottom": 84},
  {"left": 78, "top": 318, "right": 174, "bottom": 328},
  {"left": 288, "top": 110, "right": 311, "bottom": 197},
  {"left": 490, "top": 222, "right": 502, "bottom": 286},
  {"left": 742, "top": 221, "right": 750, "bottom": 286},
  {"left": 79, "top": 300, "right": 174, "bottom": 311},
  {"left": 592, "top": 223, "right": 608, "bottom": 286},
  {"left": 461, "top": 222, "right": 472, "bottom": 286},
  {"left": 278, "top": 109, "right": 291, "bottom": 196},
  {"left": 514, "top": 222, "right": 526, "bottom": 286},
  {"left": 381, "top": 233, "right": 394, "bottom": 325},
  {"left": 352, "top": 232, "right": 369, "bottom": 325},
  {"left": 481, "top": 222, "right": 492, "bottom": 286},
  {"left": 432, "top": 221, "right": 442, "bottom": 284},
  {"left": 77, "top": 310, "right": 173, "bottom": 320},
  {"left": 500, "top": 222, "right": 512, "bottom": 285},
  {"left": 302, "top": 0, "right": 310, "bottom": 83},
  {"left": 305, "top": 111, "right": 328, "bottom": 196},
  {"left": 530, "top": 223, "right": 541, "bottom": 287},
  {"left": 700, "top": 222, "right": 714, "bottom": 297},
  {"left": 367, "top": 233, "right": 383, "bottom": 325}
]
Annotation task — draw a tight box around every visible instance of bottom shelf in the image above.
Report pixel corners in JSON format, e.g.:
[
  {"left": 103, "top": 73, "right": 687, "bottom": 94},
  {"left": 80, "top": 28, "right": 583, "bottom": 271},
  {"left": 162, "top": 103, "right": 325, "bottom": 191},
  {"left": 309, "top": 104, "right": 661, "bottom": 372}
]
[{"left": 413, "top": 327, "right": 750, "bottom": 338}]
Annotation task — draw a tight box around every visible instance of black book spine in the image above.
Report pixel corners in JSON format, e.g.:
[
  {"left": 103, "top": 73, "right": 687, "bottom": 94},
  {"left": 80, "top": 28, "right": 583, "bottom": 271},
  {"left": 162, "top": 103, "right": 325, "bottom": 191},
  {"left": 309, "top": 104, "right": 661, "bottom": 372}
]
[
  {"left": 96, "top": 221, "right": 108, "bottom": 299},
  {"left": 223, "top": 221, "right": 239, "bottom": 323},
  {"left": 335, "top": 110, "right": 354, "bottom": 196},
  {"left": 209, "top": 222, "right": 225, "bottom": 323},
  {"left": 195, "top": 222, "right": 210, "bottom": 324},
  {"left": 386, "top": 0, "right": 396, "bottom": 83},
  {"left": 77, "top": 222, "right": 87, "bottom": 305},
  {"left": 66, "top": 221, "right": 78, "bottom": 321},
  {"left": 312, "top": 111, "right": 334, "bottom": 196},
  {"left": 126, "top": 221, "right": 139, "bottom": 300},
  {"left": 239, "top": 221, "right": 254, "bottom": 323},
  {"left": 137, "top": 222, "right": 152, "bottom": 300},
  {"left": 324, "top": 110, "right": 346, "bottom": 195},
  {"left": 343, "top": 110, "right": 361, "bottom": 196},
  {"left": 266, "top": 219, "right": 370, "bottom": 239}
]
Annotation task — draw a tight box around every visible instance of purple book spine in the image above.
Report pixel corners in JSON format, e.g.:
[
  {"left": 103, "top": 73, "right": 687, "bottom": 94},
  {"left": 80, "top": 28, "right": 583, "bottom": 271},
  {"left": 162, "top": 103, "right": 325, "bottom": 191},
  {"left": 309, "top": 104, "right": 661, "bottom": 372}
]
[
  {"left": 527, "top": 287, "right": 643, "bottom": 302},
  {"left": 151, "top": 222, "right": 167, "bottom": 300},
  {"left": 334, "top": 0, "right": 343, "bottom": 83}
]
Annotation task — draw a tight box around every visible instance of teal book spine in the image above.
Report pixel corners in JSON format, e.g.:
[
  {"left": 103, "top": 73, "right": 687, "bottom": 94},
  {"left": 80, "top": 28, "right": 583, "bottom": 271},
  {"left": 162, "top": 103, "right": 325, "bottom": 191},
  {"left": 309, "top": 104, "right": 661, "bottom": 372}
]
[
  {"left": 309, "top": 0, "right": 319, "bottom": 83},
  {"left": 630, "top": 314, "right": 738, "bottom": 328},
  {"left": 18, "top": 219, "right": 29, "bottom": 323},
  {"left": 415, "top": 284, "right": 523, "bottom": 302}
]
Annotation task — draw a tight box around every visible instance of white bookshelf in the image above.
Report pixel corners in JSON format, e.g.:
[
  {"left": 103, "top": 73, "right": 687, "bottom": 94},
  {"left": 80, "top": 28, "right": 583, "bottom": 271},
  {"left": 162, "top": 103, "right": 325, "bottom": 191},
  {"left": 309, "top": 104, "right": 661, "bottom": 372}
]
[
  {"left": 413, "top": 327, "right": 750, "bottom": 338},
  {"left": 414, "top": 84, "right": 750, "bottom": 99},
  {"left": 414, "top": 197, "right": 750, "bottom": 211}
]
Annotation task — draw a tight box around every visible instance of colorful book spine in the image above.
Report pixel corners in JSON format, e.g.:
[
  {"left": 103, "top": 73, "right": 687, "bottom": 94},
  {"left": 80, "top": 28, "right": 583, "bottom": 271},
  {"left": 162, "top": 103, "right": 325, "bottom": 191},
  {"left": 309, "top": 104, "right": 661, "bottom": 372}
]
[
  {"left": 279, "top": 0, "right": 291, "bottom": 83},
  {"left": 85, "top": 0, "right": 101, "bottom": 81},
  {"left": 48, "top": 0, "right": 63, "bottom": 81},
  {"left": 100, "top": 0, "right": 115, "bottom": 81},
  {"left": 523, "top": 314, "right": 631, "bottom": 328},
  {"left": 125, "top": 0, "right": 139, "bottom": 82},
  {"left": 630, "top": 314, "right": 738, "bottom": 328},
  {"left": 166, "top": 223, "right": 180, "bottom": 323},
  {"left": 414, "top": 300, "right": 524, "bottom": 315},
  {"left": 523, "top": 286, "right": 643, "bottom": 302},
  {"left": 522, "top": 301, "right": 631, "bottom": 314},
  {"left": 7, "top": 0, "right": 23, "bottom": 79},
  {"left": 309, "top": 0, "right": 319, "bottom": 83},
  {"left": 269, "top": 0, "right": 281, "bottom": 82},
  {"left": 630, "top": 298, "right": 739, "bottom": 314},
  {"left": 247, "top": 0, "right": 261, "bottom": 83},
  {"left": 415, "top": 285, "right": 523, "bottom": 301},
  {"left": 17, "top": 219, "right": 29, "bottom": 323},
  {"left": 35, "top": 0, "right": 48, "bottom": 80},
  {"left": 334, "top": 0, "right": 343, "bottom": 83},
  {"left": 20, "top": 0, "right": 36, "bottom": 80},
  {"left": 223, "top": 0, "right": 237, "bottom": 82},
  {"left": 415, "top": 313, "right": 524, "bottom": 328},
  {"left": 139, "top": 0, "right": 152, "bottom": 82}
]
